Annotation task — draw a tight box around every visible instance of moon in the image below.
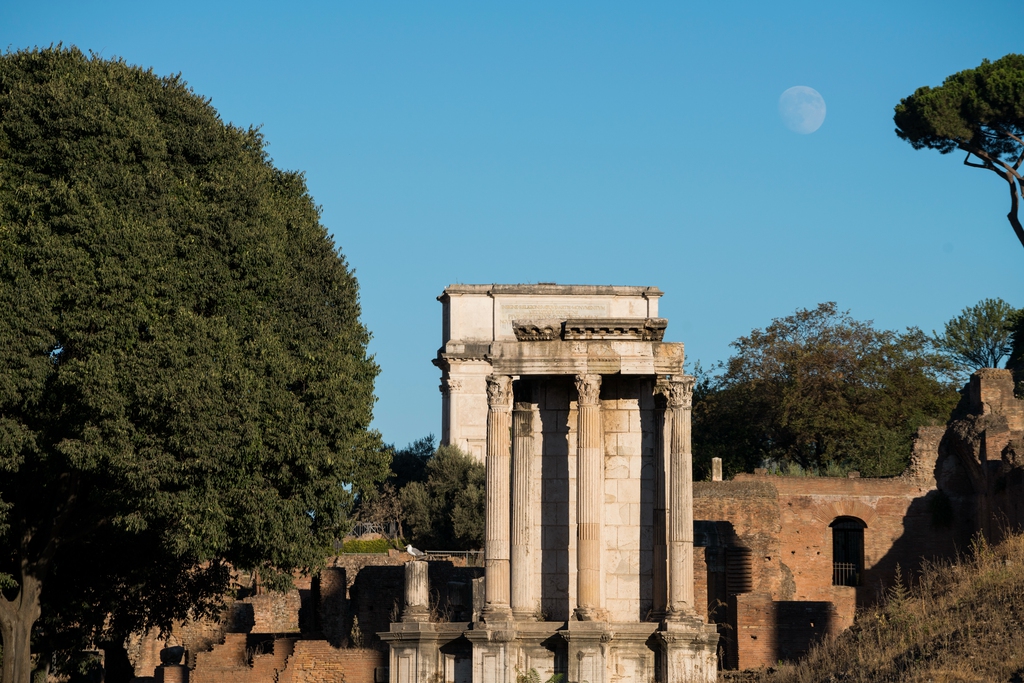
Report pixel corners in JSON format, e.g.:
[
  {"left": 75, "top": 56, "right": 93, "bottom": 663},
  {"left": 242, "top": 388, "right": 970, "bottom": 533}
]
[{"left": 779, "top": 86, "right": 826, "bottom": 134}]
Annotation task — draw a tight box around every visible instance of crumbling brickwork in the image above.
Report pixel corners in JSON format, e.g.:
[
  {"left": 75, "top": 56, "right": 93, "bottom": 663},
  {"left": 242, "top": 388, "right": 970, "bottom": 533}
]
[
  {"left": 130, "top": 557, "right": 480, "bottom": 683},
  {"left": 695, "top": 456, "right": 954, "bottom": 669},
  {"left": 278, "top": 644, "right": 385, "bottom": 683}
]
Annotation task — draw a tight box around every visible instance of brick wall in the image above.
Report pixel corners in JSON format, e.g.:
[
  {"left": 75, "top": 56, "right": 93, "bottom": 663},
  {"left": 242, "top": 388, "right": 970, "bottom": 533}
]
[
  {"left": 695, "top": 469, "right": 956, "bottom": 669},
  {"left": 244, "top": 592, "right": 302, "bottom": 633},
  {"left": 728, "top": 594, "right": 841, "bottom": 669},
  {"left": 277, "top": 644, "right": 386, "bottom": 683},
  {"left": 315, "top": 568, "right": 347, "bottom": 645}
]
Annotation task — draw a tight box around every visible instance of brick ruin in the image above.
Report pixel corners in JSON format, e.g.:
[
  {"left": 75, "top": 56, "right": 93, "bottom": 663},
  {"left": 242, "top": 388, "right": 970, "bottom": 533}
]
[
  {"left": 691, "top": 367, "right": 1024, "bottom": 670},
  {"left": 128, "top": 554, "right": 482, "bottom": 683}
]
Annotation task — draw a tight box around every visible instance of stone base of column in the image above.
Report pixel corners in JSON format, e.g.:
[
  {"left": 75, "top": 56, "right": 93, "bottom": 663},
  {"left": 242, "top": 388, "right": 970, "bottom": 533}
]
[
  {"left": 656, "top": 617, "right": 719, "bottom": 683},
  {"left": 481, "top": 605, "right": 513, "bottom": 623},
  {"left": 572, "top": 605, "right": 609, "bottom": 622},
  {"left": 379, "top": 622, "right": 441, "bottom": 683},
  {"left": 466, "top": 623, "right": 518, "bottom": 683},
  {"left": 560, "top": 621, "right": 660, "bottom": 683}
]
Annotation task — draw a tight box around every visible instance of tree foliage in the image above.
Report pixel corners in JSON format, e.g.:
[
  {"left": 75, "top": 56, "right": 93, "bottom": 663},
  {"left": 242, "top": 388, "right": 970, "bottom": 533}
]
[
  {"left": 388, "top": 435, "right": 436, "bottom": 491},
  {"left": 692, "top": 303, "right": 959, "bottom": 478},
  {"left": 0, "top": 47, "right": 386, "bottom": 683},
  {"left": 400, "top": 445, "right": 484, "bottom": 551},
  {"left": 934, "top": 297, "right": 1018, "bottom": 375},
  {"left": 894, "top": 54, "right": 1024, "bottom": 248}
]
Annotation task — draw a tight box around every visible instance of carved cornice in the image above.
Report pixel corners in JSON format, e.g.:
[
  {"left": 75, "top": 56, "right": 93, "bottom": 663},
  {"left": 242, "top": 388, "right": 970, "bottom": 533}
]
[
  {"left": 486, "top": 375, "right": 513, "bottom": 409},
  {"left": 665, "top": 376, "right": 695, "bottom": 409},
  {"left": 563, "top": 318, "right": 667, "bottom": 341},
  {"left": 511, "top": 317, "right": 668, "bottom": 342},
  {"left": 511, "top": 319, "right": 562, "bottom": 341},
  {"left": 575, "top": 374, "right": 602, "bottom": 405}
]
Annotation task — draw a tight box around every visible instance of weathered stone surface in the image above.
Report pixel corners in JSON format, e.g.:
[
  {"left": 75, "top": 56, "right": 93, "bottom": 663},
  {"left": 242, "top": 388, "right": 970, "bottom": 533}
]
[{"left": 386, "top": 284, "right": 715, "bottom": 683}]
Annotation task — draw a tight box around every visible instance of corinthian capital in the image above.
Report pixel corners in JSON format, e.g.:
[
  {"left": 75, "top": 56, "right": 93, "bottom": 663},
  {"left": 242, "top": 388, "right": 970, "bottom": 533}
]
[
  {"left": 486, "top": 375, "right": 513, "bottom": 409},
  {"left": 574, "top": 374, "right": 602, "bottom": 406},
  {"left": 665, "top": 376, "right": 695, "bottom": 409},
  {"left": 439, "top": 377, "right": 463, "bottom": 396}
]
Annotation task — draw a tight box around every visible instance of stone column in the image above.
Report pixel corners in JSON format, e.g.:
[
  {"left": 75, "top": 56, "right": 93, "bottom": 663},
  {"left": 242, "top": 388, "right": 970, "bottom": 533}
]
[
  {"left": 652, "top": 388, "right": 669, "bottom": 618},
  {"left": 574, "top": 373, "right": 603, "bottom": 620},
  {"left": 403, "top": 561, "right": 429, "bottom": 622},
  {"left": 484, "top": 374, "right": 513, "bottom": 621},
  {"left": 666, "top": 376, "right": 695, "bottom": 617},
  {"left": 511, "top": 388, "right": 534, "bottom": 619}
]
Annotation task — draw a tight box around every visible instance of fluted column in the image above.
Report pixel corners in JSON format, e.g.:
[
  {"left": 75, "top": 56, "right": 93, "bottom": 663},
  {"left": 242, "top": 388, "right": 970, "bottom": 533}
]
[
  {"left": 666, "top": 376, "right": 695, "bottom": 618},
  {"left": 403, "top": 561, "right": 429, "bottom": 622},
  {"left": 511, "top": 389, "right": 534, "bottom": 618},
  {"left": 574, "top": 373, "right": 603, "bottom": 620},
  {"left": 652, "top": 388, "right": 669, "bottom": 618},
  {"left": 484, "top": 375, "right": 513, "bottom": 621}
]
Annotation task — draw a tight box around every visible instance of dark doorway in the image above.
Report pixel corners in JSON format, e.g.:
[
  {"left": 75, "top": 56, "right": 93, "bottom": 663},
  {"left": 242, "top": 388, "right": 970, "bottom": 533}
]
[{"left": 830, "top": 517, "right": 865, "bottom": 586}]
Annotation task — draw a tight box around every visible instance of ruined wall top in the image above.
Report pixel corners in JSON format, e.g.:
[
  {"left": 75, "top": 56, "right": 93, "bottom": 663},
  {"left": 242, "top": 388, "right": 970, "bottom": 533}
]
[
  {"left": 439, "top": 283, "right": 663, "bottom": 344},
  {"left": 968, "top": 368, "right": 1024, "bottom": 431}
]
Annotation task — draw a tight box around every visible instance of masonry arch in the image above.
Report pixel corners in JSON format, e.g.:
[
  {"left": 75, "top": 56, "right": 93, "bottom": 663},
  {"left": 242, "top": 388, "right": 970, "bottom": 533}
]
[{"left": 830, "top": 516, "right": 866, "bottom": 586}]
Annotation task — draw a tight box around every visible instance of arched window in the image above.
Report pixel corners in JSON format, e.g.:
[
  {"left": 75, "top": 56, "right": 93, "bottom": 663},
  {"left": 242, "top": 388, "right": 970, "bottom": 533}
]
[{"left": 830, "top": 517, "right": 866, "bottom": 586}]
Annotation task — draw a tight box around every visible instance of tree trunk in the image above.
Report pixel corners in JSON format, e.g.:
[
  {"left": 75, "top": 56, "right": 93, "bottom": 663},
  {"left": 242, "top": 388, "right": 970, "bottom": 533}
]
[
  {"left": 0, "top": 574, "right": 43, "bottom": 683},
  {"left": 1008, "top": 176, "right": 1024, "bottom": 251}
]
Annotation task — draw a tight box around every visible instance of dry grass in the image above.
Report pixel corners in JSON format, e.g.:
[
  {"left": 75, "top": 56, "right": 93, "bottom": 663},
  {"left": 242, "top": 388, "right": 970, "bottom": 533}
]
[{"left": 748, "top": 532, "right": 1024, "bottom": 683}]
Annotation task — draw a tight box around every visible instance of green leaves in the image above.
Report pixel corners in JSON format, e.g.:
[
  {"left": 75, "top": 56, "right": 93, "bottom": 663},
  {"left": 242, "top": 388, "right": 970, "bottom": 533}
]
[
  {"left": 693, "top": 303, "right": 959, "bottom": 477},
  {"left": 0, "top": 45, "right": 383, "bottom": 669},
  {"left": 894, "top": 54, "right": 1024, "bottom": 249},
  {"left": 399, "top": 445, "right": 485, "bottom": 551},
  {"left": 895, "top": 54, "right": 1024, "bottom": 159},
  {"left": 933, "top": 297, "right": 1018, "bottom": 375}
]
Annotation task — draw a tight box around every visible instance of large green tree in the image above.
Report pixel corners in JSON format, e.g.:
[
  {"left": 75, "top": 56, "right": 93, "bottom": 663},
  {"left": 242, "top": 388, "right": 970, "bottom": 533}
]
[
  {"left": 400, "top": 445, "right": 485, "bottom": 551},
  {"left": 0, "top": 47, "right": 387, "bottom": 683},
  {"left": 692, "top": 303, "right": 959, "bottom": 478},
  {"left": 934, "top": 297, "right": 1018, "bottom": 375},
  {"left": 894, "top": 54, "right": 1024, "bottom": 248}
]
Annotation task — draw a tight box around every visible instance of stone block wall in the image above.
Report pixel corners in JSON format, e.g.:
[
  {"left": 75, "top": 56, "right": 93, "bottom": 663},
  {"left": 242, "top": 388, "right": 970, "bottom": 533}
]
[
  {"left": 529, "top": 375, "right": 657, "bottom": 622},
  {"left": 600, "top": 376, "right": 656, "bottom": 622}
]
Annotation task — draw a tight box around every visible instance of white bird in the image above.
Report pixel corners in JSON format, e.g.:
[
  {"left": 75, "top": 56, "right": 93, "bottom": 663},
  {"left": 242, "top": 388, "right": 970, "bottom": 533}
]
[{"left": 406, "top": 544, "right": 425, "bottom": 557}]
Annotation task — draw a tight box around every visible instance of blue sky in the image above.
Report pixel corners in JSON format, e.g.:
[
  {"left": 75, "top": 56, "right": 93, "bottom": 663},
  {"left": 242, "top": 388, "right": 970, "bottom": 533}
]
[{"left": 4, "top": 1, "right": 1022, "bottom": 448}]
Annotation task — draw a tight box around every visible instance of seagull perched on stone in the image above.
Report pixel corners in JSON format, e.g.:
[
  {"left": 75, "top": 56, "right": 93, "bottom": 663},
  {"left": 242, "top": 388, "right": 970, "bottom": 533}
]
[{"left": 406, "top": 544, "right": 425, "bottom": 557}]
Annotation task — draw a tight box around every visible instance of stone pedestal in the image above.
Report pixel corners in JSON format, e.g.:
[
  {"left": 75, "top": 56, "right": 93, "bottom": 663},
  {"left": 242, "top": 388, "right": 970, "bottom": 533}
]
[
  {"left": 381, "top": 622, "right": 441, "bottom": 683},
  {"left": 466, "top": 624, "right": 517, "bottom": 683},
  {"left": 562, "top": 621, "right": 612, "bottom": 683},
  {"left": 381, "top": 562, "right": 441, "bottom": 683},
  {"left": 560, "top": 622, "right": 664, "bottom": 683},
  {"left": 656, "top": 617, "right": 720, "bottom": 683}
]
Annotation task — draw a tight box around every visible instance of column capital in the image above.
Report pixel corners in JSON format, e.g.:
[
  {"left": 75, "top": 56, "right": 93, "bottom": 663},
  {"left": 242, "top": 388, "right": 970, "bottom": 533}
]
[
  {"left": 439, "top": 377, "right": 463, "bottom": 396},
  {"left": 664, "top": 376, "right": 695, "bottom": 409},
  {"left": 486, "top": 375, "right": 513, "bottom": 410},
  {"left": 574, "top": 374, "right": 602, "bottom": 405}
]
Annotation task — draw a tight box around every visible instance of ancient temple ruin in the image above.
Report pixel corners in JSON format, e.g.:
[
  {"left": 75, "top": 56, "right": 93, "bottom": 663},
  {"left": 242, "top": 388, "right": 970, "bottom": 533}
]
[{"left": 382, "top": 285, "right": 718, "bottom": 683}]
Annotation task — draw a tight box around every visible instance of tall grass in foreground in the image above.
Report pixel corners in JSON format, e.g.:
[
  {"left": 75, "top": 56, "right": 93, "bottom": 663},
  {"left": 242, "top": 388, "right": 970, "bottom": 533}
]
[{"left": 757, "top": 532, "right": 1024, "bottom": 683}]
